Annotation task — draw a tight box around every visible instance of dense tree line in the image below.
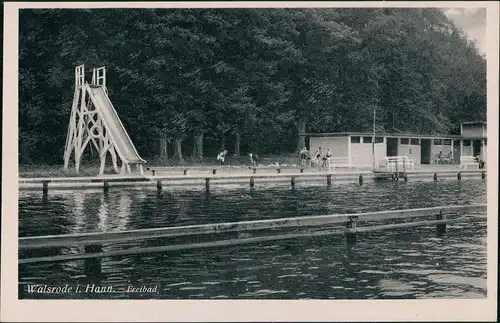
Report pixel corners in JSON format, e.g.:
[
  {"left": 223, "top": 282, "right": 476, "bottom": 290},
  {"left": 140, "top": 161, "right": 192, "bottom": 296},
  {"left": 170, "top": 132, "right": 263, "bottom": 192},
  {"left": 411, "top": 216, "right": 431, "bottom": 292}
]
[{"left": 19, "top": 8, "right": 486, "bottom": 164}]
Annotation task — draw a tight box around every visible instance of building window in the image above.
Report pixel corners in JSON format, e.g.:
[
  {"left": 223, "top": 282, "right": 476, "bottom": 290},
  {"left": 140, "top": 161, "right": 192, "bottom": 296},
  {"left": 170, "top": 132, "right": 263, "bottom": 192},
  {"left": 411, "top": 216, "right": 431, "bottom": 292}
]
[
  {"left": 375, "top": 137, "right": 384, "bottom": 143},
  {"left": 433, "top": 139, "right": 442, "bottom": 145},
  {"left": 410, "top": 138, "right": 419, "bottom": 145},
  {"left": 400, "top": 138, "right": 409, "bottom": 145},
  {"left": 463, "top": 140, "right": 471, "bottom": 146},
  {"left": 363, "top": 137, "right": 372, "bottom": 144},
  {"left": 443, "top": 139, "right": 451, "bottom": 145},
  {"left": 350, "top": 136, "right": 360, "bottom": 143}
]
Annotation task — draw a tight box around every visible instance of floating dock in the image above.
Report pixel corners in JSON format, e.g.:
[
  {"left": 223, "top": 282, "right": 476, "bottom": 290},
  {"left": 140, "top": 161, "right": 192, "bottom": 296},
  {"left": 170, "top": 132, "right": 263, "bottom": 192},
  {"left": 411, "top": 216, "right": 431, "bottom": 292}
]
[{"left": 19, "top": 204, "right": 486, "bottom": 265}]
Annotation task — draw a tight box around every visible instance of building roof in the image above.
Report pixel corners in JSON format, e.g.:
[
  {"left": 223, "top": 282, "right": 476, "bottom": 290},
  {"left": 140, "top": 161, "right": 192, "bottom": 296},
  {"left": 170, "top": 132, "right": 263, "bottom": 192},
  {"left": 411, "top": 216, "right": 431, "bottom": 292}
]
[
  {"left": 302, "top": 132, "right": 486, "bottom": 140},
  {"left": 461, "top": 121, "right": 487, "bottom": 126}
]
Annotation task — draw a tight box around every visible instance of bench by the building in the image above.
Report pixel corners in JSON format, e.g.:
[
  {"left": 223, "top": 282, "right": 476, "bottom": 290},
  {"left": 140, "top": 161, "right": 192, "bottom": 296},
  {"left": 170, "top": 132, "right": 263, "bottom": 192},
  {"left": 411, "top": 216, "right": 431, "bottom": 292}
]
[
  {"left": 460, "top": 156, "right": 479, "bottom": 169},
  {"left": 327, "top": 157, "right": 351, "bottom": 172},
  {"left": 383, "top": 156, "right": 415, "bottom": 172}
]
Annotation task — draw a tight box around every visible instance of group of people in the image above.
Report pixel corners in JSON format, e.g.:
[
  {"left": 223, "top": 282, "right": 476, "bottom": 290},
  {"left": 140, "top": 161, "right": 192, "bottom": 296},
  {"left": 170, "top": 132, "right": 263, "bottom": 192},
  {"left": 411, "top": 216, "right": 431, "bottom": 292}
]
[
  {"left": 436, "top": 151, "right": 453, "bottom": 164},
  {"left": 216, "top": 150, "right": 259, "bottom": 166},
  {"left": 216, "top": 146, "right": 332, "bottom": 168},
  {"left": 435, "top": 150, "right": 485, "bottom": 169},
  {"left": 300, "top": 146, "right": 331, "bottom": 168}
]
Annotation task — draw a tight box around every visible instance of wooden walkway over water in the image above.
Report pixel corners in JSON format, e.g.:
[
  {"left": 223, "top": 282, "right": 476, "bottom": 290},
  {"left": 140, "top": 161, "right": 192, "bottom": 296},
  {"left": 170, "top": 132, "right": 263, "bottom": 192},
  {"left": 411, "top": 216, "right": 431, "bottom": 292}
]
[
  {"left": 19, "top": 204, "right": 486, "bottom": 265},
  {"left": 19, "top": 167, "right": 487, "bottom": 192}
]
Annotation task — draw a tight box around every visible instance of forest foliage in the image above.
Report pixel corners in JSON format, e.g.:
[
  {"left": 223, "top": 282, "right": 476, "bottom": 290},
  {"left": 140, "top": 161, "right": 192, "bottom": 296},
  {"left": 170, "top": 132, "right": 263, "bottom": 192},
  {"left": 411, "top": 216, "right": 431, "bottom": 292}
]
[{"left": 19, "top": 8, "right": 486, "bottom": 164}]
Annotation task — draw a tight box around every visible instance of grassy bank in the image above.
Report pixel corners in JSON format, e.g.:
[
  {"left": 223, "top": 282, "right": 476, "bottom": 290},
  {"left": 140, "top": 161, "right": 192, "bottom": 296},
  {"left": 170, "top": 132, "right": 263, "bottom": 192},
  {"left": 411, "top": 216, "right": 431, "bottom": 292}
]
[{"left": 19, "top": 153, "right": 303, "bottom": 178}]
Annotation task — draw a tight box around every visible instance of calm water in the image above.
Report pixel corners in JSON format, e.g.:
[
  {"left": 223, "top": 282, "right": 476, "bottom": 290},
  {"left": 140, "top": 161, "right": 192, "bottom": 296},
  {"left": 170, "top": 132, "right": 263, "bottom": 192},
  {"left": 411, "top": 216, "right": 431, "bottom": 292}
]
[{"left": 18, "top": 179, "right": 487, "bottom": 299}]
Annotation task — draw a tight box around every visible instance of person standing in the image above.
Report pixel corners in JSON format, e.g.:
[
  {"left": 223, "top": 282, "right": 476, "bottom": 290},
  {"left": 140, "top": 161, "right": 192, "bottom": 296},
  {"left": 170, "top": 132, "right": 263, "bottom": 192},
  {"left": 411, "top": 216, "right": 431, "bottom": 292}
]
[
  {"left": 315, "top": 147, "right": 323, "bottom": 168},
  {"left": 300, "top": 147, "right": 311, "bottom": 167},
  {"left": 476, "top": 154, "right": 485, "bottom": 169},
  {"left": 249, "top": 153, "right": 259, "bottom": 167},
  {"left": 323, "top": 148, "right": 332, "bottom": 168},
  {"left": 436, "top": 150, "right": 443, "bottom": 164}
]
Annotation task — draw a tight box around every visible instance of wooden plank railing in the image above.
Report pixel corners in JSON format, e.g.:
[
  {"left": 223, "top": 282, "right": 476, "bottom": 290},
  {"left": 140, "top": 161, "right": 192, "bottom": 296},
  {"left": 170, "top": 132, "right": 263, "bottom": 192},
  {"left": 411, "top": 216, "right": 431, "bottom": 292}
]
[{"left": 18, "top": 204, "right": 486, "bottom": 264}]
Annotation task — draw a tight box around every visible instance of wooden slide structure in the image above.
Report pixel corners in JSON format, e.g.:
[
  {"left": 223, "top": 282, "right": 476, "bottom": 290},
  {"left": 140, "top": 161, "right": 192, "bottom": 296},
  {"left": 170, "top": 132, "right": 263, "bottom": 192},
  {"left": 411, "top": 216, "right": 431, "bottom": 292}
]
[{"left": 63, "top": 65, "right": 146, "bottom": 175}]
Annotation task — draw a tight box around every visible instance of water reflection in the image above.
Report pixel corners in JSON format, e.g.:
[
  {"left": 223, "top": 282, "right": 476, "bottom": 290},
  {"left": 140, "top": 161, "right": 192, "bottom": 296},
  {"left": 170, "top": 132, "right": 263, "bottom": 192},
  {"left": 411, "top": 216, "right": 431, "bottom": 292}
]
[
  {"left": 98, "top": 193, "right": 108, "bottom": 232},
  {"left": 18, "top": 179, "right": 487, "bottom": 299},
  {"left": 72, "top": 191, "right": 86, "bottom": 234},
  {"left": 115, "top": 193, "right": 132, "bottom": 232}
]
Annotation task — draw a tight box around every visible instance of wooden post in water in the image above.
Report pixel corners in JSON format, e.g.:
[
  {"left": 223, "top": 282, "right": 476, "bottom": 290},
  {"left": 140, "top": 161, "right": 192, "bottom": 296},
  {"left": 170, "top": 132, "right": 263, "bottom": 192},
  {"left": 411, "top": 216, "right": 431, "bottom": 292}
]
[
  {"left": 42, "top": 181, "right": 49, "bottom": 195},
  {"left": 183, "top": 169, "right": 188, "bottom": 176},
  {"left": 403, "top": 159, "right": 407, "bottom": 182},
  {"left": 103, "top": 180, "right": 109, "bottom": 193},
  {"left": 277, "top": 168, "right": 281, "bottom": 174},
  {"left": 212, "top": 169, "right": 217, "bottom": 175},
  {"left": 457, "top": 172, "right": 462, "bottom": 181},
  {"left": 250, "top": 176, "right": 255, "bottom": 187},
  {"left": 345, "top": 217, "right": 357, "bottom": 244},
  {"left": 157, "top": 180, "right": 162, "bottom": 190},
  {"left": 481, "top": 171, "right": 485, "bottom": 180},
  {"left": 358, "top": 174, "right": 363, "bottom": 186},
  {"left": 436, "top": 210, "right": 447, "bottom": 234},
  {"left": 291, "top": 176, "right": 296, "bottom": 187},
  {"left": 433, "top": 173, "right": 438, "bottom": 181},
  {"left": 84, "top": 244, "right": 102, "bottom": 278},
  {"left": 300, "top": 168, "right": 304, "bottom": 173},
  {"left": 205, "top": 178, "right": 210, "bottom": 190},
  {"left": 326, "top": 174, "right": 332, "bottom": 186}
]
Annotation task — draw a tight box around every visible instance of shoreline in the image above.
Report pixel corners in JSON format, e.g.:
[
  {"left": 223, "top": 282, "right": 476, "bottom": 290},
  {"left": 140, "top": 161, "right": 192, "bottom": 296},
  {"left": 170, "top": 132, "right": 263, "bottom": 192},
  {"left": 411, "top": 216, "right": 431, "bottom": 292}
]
[{"left": 18, "top": 154, "right": 305, "bottom": 178}]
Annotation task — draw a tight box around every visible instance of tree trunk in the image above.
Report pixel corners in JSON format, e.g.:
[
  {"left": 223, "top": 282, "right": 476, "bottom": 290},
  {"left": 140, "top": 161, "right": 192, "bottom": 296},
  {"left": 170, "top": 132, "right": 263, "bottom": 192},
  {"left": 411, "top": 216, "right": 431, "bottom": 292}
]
[
  {"left": 234, "top": 130, "right": 241, "bottom": 157},
  {"left": 296, "top": 117, "right": 307, "bottom": 151},
  {"left": 220, "top": 134, "right": 226, "bottom": 151},
  {"left": 174, "top": 138, "right": 184, "bottom": 164},
  {"left": 159, "top": 135, "right": 168, "bottom": 165},
  {"left": 22, "top": 142, "right": 31, "bottom": 164},
  {"left": 193, "top": 133, "right": 203, "bottom": 160}
]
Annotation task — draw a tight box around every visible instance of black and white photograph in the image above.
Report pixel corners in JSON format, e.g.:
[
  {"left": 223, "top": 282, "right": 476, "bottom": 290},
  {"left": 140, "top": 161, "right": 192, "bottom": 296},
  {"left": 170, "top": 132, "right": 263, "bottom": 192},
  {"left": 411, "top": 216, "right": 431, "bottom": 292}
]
[{"left": 1, "top": 1, "right": 498, "bottom": 322}]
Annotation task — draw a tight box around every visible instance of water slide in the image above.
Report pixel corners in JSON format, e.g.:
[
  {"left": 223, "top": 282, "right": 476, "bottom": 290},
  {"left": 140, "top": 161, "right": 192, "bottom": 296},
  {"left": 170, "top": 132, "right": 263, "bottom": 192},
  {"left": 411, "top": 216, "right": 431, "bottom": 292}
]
[{"left": 86, "top": 85, "right": 146, "bottom": 165}]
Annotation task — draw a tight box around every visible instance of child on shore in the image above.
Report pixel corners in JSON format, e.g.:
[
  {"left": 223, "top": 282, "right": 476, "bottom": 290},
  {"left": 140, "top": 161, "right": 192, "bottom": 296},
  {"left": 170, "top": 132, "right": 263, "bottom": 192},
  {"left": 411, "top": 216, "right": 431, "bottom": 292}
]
[
  {"left": 217, "top": 150, "right": 228, "bottom": 166},
  {"left": 249, "top": 153, "right": 259, "bottom": 167}
]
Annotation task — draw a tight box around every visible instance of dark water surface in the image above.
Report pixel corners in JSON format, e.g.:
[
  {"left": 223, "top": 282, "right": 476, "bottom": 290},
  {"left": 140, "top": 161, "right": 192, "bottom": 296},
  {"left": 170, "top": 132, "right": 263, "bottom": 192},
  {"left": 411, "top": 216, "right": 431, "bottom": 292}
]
[{"left": 18, "top": 179, "right": 487, "bottom": 299}]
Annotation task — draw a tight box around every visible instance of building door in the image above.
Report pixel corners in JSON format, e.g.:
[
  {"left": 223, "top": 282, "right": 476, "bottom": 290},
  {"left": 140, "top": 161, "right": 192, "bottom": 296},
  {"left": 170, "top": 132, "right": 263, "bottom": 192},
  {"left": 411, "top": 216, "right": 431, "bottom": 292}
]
[
  {"left": 473, "top": 140, "right": 482, "bottom": 157},
  {"left": 420, "top": 139, "right": 431, "bottom": 164},
  {"left": 386, "top": 138, "right": 398, "bottom": 156},
  {"left": 453, "top": 140, "right": 461, "bottom": 164}
]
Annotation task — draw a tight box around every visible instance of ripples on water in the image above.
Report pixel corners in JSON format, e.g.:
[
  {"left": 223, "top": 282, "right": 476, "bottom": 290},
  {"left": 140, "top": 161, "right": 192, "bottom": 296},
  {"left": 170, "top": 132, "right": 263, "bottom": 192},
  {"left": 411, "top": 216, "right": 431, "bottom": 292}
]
[{"left": 18, "top": 179, "right": 487, "bottom": 299}]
